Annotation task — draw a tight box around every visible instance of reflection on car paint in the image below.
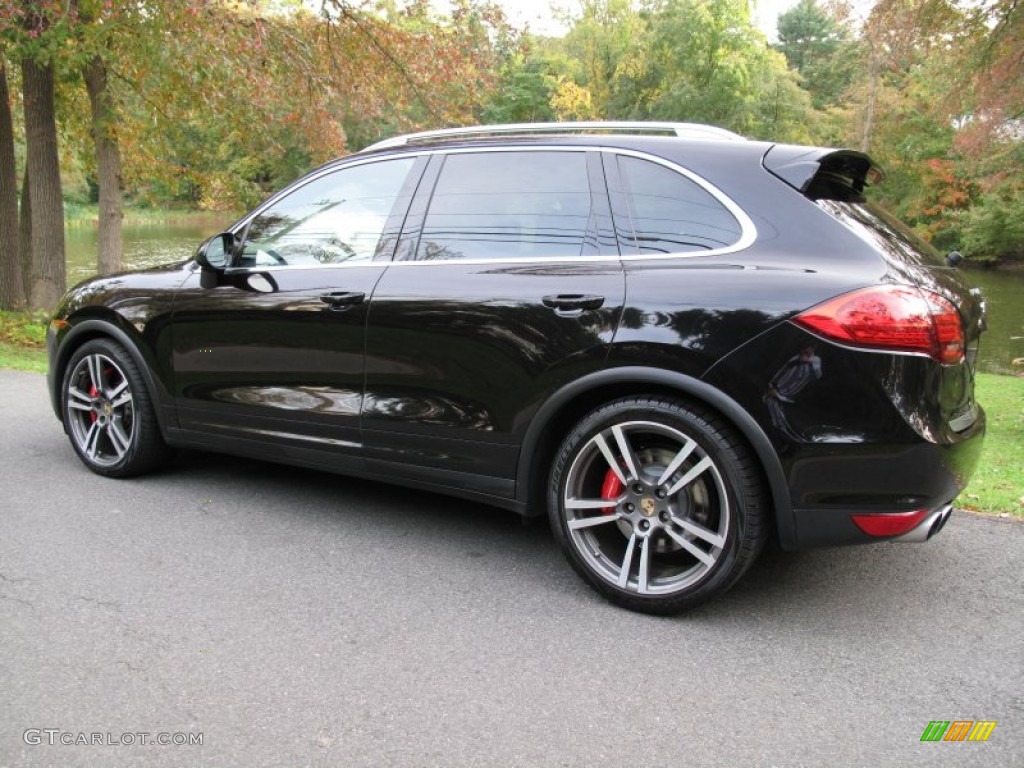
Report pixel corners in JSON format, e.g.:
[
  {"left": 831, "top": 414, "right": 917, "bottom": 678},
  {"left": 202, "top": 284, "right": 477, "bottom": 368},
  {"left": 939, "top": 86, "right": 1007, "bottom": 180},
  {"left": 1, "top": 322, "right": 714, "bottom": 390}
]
[
  {"left": 211, "top": 385, "right": 361, "bottom": 416},
  {"left": 765, "top": 344, "right": 823, "bottom": 444},
  {"left": 361, "top": 393, "right": 494, "bottom": 431}
]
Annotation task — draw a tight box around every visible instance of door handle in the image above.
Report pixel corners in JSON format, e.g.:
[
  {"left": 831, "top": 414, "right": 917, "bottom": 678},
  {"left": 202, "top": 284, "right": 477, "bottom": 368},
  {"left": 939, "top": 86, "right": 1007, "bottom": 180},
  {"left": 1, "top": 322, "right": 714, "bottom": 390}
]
[
  {"left": 319, "top": 291, "right": 366, "bottom": 310},
  {"left": 542, "top": 294, "right": 605, "bottom": 312}
]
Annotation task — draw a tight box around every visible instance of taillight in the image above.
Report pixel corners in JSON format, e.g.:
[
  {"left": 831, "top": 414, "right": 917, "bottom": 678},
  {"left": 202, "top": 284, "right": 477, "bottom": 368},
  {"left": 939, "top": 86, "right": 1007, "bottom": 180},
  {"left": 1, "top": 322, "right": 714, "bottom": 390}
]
[
  {"left": 851, "top": 510, "right": 928, "bottom": 537},
  {"left": 793, "top": 285, "right": 964, "bottom": 364}
]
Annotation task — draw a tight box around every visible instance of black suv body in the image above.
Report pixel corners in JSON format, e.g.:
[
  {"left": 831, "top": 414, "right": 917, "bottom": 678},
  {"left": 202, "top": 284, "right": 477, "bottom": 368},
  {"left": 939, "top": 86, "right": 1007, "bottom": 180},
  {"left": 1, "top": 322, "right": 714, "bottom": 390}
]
[{"left": 47, "top": 123, "right": 986, "bottom": 613}]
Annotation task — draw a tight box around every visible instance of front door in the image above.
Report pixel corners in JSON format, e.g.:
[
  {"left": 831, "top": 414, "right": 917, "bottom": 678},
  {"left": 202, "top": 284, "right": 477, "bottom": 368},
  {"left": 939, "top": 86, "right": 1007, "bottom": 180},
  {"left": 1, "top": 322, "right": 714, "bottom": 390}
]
[{"left": 171, "top": 155, "right": 424, "bottom": 468}]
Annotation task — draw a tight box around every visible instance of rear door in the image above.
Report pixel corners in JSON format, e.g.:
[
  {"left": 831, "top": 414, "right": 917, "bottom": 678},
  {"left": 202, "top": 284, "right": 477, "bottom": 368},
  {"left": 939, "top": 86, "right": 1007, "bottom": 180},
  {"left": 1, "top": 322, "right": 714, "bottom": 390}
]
[{"left": 362, "top": 148, "right": 624, "bottom": 500}]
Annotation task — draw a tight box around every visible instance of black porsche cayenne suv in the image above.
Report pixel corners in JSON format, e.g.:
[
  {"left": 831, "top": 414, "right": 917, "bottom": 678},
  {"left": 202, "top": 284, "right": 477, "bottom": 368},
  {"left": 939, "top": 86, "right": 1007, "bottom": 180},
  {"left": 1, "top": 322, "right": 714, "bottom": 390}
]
[{"left": 47, "top": 122, "right": 986, "bottom": 614}]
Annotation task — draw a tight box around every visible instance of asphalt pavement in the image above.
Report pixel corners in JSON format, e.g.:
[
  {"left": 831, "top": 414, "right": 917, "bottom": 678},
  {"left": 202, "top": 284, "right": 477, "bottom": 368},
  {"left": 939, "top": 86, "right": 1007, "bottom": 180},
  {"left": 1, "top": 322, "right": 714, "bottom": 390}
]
[{"left": 1, "top": 369, "right": 1021, "bottom": 767}]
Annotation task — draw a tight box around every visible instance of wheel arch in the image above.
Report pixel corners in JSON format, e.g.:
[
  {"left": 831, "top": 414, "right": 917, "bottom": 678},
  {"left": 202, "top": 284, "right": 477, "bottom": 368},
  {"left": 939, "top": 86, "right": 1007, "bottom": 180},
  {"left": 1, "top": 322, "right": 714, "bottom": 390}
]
[
  {"left": 51, "top": 317, "right": 172, "bottom": 435},
  {"left": 516, "top": 366, "right": 796, "bottom": 549}
]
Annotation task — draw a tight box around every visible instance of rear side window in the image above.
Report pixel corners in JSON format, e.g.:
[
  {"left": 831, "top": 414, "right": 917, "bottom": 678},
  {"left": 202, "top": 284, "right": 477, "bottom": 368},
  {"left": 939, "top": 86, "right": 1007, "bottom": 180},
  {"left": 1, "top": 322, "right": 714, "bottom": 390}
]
[
  {"left": 618, "top": 156, "right": 742, "bottom": 255},
  {"left": 416, "top": 152, "right": 594, "bottom": 261}
]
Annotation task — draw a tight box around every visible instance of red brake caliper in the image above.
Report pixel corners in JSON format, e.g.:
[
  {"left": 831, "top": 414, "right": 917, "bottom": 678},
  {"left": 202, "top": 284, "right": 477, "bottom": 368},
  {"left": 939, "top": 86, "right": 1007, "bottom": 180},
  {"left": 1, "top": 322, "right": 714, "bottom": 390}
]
[
  {"left": 600, "top": 469, "right": 623, "bottom": 515},
  {"left": 87, "top": 366, "right": 115, "bottom": 424}
]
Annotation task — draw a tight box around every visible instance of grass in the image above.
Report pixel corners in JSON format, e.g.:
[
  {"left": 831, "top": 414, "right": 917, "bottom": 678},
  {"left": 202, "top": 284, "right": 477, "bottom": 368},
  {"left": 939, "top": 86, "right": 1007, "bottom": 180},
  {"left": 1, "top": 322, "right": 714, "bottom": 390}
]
[
  {"left": 957, "top": 372, "right": 1024, "bottom": 518},
  {"left": 0, "top": 309, "right": 48, "bottom": 345},
  {"left": 0, "top": 341, "right": 48, "bottom": 373},
  {"left": 0, "top": 309, "right": 1020, "bottom": 516},
  {"left": 63, "top": 201, "right": 222, "bottom": 225},
  {"left": 0, "top": 310, "right": 48, "bottom": 373}
]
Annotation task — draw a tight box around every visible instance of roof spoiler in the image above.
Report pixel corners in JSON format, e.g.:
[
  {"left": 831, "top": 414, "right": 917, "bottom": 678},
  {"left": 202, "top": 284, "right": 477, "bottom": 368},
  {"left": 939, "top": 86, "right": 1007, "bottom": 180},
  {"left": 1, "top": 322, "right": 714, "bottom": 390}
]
[{"left": 762, "top": 145, "right": 883, "bottom": 202}]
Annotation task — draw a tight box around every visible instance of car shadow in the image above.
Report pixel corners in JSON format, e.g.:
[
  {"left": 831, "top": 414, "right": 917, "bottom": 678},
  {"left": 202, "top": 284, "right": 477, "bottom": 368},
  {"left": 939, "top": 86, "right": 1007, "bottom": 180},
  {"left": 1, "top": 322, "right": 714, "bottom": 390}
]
[{"left": 159, "top": 449, "right": 955, "bottom": 623}]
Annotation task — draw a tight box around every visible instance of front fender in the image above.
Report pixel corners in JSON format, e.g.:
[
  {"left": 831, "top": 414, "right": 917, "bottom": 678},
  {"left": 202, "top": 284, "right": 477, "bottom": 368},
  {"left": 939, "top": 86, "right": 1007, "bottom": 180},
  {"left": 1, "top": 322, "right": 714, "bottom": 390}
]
[{"left": 48, "top": 316, "right": 175, "bottom": 435}]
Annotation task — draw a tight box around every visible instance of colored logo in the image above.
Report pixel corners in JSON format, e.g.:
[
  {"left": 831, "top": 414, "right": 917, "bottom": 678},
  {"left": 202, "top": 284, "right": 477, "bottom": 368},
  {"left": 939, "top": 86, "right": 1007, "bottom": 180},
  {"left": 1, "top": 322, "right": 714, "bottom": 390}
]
[{"left": 921, "top": 721, "right": 996, "bottom": 742}]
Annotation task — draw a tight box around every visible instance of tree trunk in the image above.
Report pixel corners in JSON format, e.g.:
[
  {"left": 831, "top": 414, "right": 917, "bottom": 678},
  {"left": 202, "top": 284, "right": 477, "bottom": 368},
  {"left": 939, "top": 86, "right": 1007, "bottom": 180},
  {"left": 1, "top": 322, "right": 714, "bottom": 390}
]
[
  {"left": 861, "top": 50, "right": 879, "bottom": 152},
  {"left": 0, "top": 64, "right": 26, "bottom": 309},
  {"left": 19, "top": 168, "right": 32, "bottom": 300},
  {"left": 21, "top": 55, "right": 65, "bottom": 311},
  {"left": 84, "top": 54, "right": 123, "bottom": 276}
]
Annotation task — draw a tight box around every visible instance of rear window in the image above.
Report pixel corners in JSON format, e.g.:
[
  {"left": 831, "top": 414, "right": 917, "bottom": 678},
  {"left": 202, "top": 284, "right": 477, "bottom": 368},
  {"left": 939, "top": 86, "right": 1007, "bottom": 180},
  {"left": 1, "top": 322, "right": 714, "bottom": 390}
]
[
  {"left": 618, "top": 156, "right": 742, "bottom": 255},
  {"left": 816, "top": 200, "right": 946, "bottom": 267}
]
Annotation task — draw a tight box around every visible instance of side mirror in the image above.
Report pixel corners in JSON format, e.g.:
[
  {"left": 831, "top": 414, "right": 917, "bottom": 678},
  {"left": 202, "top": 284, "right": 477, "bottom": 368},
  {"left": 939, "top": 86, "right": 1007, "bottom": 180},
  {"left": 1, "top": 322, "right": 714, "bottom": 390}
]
[{"left": 196, "top": 233, "right": 235, "bottom": 270}]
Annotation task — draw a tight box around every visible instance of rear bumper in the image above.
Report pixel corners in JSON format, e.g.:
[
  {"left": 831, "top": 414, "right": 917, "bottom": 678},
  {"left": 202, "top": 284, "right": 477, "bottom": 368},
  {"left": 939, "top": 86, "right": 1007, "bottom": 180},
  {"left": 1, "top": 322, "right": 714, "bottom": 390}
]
[{"left": 786, "top": 406, "right": 984, "bottom": 549}]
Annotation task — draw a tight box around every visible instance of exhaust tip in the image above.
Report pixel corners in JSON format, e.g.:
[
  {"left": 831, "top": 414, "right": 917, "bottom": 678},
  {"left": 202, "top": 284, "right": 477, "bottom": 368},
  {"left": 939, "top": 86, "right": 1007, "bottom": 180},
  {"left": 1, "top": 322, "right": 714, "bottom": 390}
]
[
  {"left": 927, "top": 505, "right": 953, "bottom": 540},
  {"left": 892, "top": 504, "right": 953, "bottom": 543}
]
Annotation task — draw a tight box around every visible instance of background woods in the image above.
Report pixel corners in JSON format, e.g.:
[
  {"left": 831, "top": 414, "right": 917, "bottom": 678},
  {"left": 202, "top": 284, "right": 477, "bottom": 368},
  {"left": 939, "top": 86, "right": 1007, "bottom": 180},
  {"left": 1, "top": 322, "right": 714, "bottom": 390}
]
[{"left": 0, "top": 0, "right": 1022, "bottom": 312}]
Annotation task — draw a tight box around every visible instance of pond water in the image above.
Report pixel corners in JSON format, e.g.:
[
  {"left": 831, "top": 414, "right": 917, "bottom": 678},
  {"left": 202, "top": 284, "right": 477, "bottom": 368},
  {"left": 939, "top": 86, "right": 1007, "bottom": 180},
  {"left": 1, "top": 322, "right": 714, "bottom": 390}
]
[
  {"left": 65, "top": 216, "right": 1024, "bottom": 374},
  {"left": 65, "top": 213, "right": 231, "bottom": 285},
  {"left": 961, "top": 268, "right": 1024, "bottom": 375}
]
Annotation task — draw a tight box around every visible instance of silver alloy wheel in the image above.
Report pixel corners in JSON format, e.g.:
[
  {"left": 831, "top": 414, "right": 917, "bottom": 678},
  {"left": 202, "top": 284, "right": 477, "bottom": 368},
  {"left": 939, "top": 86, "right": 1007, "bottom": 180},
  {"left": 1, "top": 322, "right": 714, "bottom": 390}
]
[
  {"left": 66, "top": 353, "right": 136, "bottom": 468},
  {"left": 562, "top": 420, "right": 729, "bottom": 595}
]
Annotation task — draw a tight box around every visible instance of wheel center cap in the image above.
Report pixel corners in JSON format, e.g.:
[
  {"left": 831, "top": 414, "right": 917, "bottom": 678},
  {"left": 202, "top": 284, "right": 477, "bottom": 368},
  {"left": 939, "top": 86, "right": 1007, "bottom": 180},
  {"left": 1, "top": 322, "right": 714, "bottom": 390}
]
[
  {"left": 640, "top": 497, "right": 657, "bottom": 517},
  {"left": 103, "top": 402, "right": 113, "bottom": 417}
]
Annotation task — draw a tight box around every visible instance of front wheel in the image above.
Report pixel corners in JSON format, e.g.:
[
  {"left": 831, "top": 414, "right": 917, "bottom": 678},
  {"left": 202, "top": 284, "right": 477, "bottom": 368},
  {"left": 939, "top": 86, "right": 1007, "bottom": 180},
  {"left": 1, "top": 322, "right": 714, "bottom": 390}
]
[
  {"left": 61, "top": 338, "right": 168, "bottom": 477},
  {"left": 548, "top": 397, "right": 768, "bottom": 614}
]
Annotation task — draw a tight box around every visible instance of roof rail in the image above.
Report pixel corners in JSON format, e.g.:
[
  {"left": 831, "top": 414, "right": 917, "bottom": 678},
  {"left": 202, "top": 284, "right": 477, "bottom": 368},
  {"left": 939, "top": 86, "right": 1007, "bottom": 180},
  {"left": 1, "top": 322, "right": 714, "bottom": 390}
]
[{"left": 361, "top": 121, "right": 746, "bottom": 152}]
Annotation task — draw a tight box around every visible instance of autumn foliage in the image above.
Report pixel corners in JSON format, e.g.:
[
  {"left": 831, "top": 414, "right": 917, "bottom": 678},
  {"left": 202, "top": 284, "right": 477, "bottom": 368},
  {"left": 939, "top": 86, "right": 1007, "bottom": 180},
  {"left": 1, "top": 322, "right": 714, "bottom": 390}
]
[{"left": 1, "top": 0, "right": 1022, "bottom": 312}]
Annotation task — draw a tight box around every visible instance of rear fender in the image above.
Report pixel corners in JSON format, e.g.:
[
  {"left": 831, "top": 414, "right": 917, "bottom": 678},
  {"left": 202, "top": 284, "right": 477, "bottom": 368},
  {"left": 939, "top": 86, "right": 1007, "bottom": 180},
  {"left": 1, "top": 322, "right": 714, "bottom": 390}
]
[{"left": 516, "top": 366, "right": 796, "bottom": 549}]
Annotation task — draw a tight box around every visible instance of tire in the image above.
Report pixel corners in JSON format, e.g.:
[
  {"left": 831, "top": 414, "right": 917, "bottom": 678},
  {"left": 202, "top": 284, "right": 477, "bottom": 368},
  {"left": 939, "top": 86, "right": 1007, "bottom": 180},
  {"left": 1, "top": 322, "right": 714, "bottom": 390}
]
[
  {"left": 548, "top": 396, "right": 768, "bottom": 615},
  {"left": 61, "top": 338, "right": 168, "bottom": 477}
]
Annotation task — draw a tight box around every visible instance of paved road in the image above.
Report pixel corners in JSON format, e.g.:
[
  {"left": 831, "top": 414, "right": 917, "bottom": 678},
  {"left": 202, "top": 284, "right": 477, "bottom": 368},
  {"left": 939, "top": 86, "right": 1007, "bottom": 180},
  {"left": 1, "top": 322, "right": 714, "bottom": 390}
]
[{"left": 1, "top": 369, "right": 1021, "bottom": 767}]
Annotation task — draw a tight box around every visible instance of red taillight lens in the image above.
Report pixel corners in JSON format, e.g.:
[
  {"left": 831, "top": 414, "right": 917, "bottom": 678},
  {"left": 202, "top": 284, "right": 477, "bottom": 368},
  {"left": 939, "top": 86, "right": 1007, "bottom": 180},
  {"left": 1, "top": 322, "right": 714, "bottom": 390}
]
[
  {"left": 793, "top": 286, "right": 964, "bottom": 364},
  {"left": 851, "top": 510, "right": 929, "bottom": 537}
]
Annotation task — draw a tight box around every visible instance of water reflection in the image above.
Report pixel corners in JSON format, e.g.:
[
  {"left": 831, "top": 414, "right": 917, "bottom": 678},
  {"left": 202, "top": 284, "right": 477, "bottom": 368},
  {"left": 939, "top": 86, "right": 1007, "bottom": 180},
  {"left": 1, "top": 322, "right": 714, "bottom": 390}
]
[
  {"left": 963, "top": 268, "right": 1024, "bottom": 374},
  {"left": 66, "top": 213, "right": 228, "bottom": 282}
]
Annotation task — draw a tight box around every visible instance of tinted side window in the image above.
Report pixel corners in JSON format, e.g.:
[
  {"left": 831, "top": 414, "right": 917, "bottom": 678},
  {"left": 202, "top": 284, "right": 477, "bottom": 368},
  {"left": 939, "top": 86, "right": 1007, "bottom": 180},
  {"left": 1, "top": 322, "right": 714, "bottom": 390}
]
[
  {"left": 618, "top": 156, "right": 742, "bottom": 255},
  {"left": 240, "top": 158, "right": 415, "bottom": 267},
  {"left": 416, "top": 152, "right": 593, "bottom": 261}
]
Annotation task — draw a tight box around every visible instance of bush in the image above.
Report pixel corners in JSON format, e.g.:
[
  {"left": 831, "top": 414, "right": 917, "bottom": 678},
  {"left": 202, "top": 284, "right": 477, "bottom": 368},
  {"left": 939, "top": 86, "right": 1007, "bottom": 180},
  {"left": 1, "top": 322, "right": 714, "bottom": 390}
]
[{"left": 961, "top": 187, "right": 1024, "bottom": 262}]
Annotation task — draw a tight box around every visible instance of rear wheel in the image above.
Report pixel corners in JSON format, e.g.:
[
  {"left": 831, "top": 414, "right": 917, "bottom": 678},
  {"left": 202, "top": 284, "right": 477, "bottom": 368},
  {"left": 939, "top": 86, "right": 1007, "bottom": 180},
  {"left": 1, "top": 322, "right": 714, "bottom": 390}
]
[
  {"left": 548, "top": 397, "right": 768, "bottom": 614},
  {"left": 61, "top": 338, "right": 168, "bottom": 477}
]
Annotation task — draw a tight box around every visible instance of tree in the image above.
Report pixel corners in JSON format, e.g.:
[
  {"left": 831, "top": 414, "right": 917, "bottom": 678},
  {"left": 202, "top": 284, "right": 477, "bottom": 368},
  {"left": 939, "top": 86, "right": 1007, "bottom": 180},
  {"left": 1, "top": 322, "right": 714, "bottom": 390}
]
[
  {"left": 82, "top": 54, "right": 122, "bottom": 275},
  {"left": 950, "top": 0, "right": 1024, "bottom": 153},
  {"left": 21, "top": 52, "right": 64, "bottom": 311},
  {"left": 19, "top": 170, "right": 30, "bottom": 302},
  {"left": 2, "top": 2, "right": 69, "bottom": 311},
  {"left": 775, "top": 0, "right": 858, "bottom": 110},
  {"left": 962, "top": 176, "right": 1024, "bottom": 260},
  {"left": 95, "top": 0, "right": 513, "bottom": 208},
  {"left": 481, "top": 51, "right": 556, "bottom": 124},
  {"left": 847, "top": 0, "right": 1023, "bottom": 260},
  {"left": 615, "top": 0, "right": 814, "bottom": 141},
  {"left": 559, "top": 0, "right": 639, "bottom": 118},
  {"left": 0, "top": 61, "right": 25, "bottom": 309},
  {"left": 74, "top": 0, "right": 131, "bottom": 275}
]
